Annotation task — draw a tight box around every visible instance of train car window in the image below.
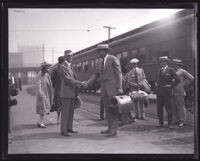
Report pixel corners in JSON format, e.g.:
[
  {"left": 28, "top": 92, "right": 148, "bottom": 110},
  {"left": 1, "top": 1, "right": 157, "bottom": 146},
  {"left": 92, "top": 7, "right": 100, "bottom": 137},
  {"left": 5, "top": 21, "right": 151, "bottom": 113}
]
[
  {"left": 91, "top": 60, "right": 94, "bottom": 68},
  {"left": 95, "top": 59, "right": 99, "bottom": 66},
  {"left": 130, "top": 49, "right": 138, "bottom": 59},
  {"left": 158, "top": 51, "right": 169, "bottom": 60},
  {"left": 84, "top": 61, "right": 89, "bottom": 71},
  {"left": 122, "top": 51, "right": 128, "bottom": 58},
  {"left": 137, "top": 47, "right": 146, "bottom": 64},
  {"left": 139, "top": 47, "right": 146, "bottom": 55},
  {"left": 77, "top": 63, "right": 81, "bottom": 72},
  {"left": 116, "top": 53, "right": 122, "bottom": 60},
  {"left": 137, "top": 55, "right": 146, "bottom": 64},
  {"left": 152, "top": 55, "right": 157, "bottom": 62},
  {"left": 82, "top": 62, "right": 85, "bottom": 71}
]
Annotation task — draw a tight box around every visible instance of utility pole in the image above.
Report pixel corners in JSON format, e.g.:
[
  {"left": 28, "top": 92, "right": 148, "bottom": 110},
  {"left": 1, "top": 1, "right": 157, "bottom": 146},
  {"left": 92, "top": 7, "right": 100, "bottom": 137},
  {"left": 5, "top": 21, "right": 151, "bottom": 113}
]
[
  {"left": 103, "top": 26, "right": 116, "bottom": 42},
  {"left": 42, "top": 43, "right": 45, "bottom": 62},
  {"left": 52, "top": 48, "right": 54, "bottom": 64}
]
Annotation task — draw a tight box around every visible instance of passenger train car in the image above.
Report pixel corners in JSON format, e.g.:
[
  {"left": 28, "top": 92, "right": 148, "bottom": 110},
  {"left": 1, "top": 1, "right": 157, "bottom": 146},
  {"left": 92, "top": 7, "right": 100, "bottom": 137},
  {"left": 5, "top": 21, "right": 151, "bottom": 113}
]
[{"left": 72, "top": 9, "right": 195, "bottom": 93}]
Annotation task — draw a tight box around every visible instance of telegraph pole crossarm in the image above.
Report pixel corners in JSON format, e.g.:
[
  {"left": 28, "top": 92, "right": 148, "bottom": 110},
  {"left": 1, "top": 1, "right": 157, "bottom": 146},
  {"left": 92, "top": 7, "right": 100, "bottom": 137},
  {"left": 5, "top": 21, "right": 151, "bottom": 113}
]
[{"left": 103, "top": 26, "right": 116, "bottom": 42}]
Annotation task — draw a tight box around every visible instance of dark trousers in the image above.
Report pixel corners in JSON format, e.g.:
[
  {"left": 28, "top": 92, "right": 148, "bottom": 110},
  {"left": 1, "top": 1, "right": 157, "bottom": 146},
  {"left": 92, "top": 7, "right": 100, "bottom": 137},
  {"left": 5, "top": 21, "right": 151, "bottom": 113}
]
[
  {"left": 102, "top": 93, "right": 118, "bottom": 132},
  {"left": 157, "top": 94, "right": 173, "bottom": 125},
  {"left": 100, "top": 97, "right": 106, "bottom": 119}
]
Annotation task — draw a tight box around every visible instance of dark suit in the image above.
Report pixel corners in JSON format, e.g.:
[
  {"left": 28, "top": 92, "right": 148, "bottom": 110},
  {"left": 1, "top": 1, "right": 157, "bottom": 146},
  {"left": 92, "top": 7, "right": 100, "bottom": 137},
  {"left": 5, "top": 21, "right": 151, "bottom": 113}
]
[
  {"left": 59, "top": 61, "right": 82, "bottom": 134},
  {"left": 156, "top": 66, "right": 180, "bottom": 125},
  {"left": 88, "top": 55, "right": 122, "bottom": 133},
  {"left": 51, "top": 64, "right": 62, "bottom": 111}
]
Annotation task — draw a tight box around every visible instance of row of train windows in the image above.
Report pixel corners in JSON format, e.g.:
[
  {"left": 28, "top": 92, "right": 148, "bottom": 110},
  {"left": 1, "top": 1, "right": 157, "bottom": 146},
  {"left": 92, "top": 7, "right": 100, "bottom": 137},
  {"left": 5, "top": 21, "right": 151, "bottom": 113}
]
[
  {"left": 73, "top": 48, "right": 169, "bottom": 72},
  {"left": 73, "top": 59, "right": 101, "bottom": 72},
  {"left": 73, "top": 51, "right": 129, "bottom": 72}
]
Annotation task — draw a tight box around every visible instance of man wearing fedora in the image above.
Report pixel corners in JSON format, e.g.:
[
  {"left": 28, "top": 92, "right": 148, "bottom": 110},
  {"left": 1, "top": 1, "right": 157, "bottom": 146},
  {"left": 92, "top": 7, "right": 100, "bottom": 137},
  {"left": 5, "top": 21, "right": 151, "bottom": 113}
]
[
  {"left": 126, "top": 58, "right": 148, "bottom": 120},
  {"left": 171, "top": 59, "right": 194, "bottom": 127},
  {"left": 155, "top": 56, "right": 180, "bottom": 128},
  {"left": 85, "top": 44, "right": 123, "bottom": 137},
  {"left": 59, "top": 50, "right": 86, "bottom": 136}
]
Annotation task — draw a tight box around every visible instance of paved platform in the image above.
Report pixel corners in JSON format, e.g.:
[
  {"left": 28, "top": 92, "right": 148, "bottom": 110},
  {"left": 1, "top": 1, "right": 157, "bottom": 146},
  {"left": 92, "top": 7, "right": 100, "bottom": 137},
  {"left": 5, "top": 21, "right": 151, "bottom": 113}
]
[{"left": 8, "top": 85, "right": 194, "bottom": 154}]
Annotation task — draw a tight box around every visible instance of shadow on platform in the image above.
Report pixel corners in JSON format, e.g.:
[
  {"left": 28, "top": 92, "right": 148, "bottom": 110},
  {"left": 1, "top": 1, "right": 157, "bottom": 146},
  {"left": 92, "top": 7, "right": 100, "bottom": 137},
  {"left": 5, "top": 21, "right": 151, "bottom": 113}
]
[
  {"left": 12, "top": 122, "right": 58, "bottom": 131},
  {"left": 12, "top": 131, "right": 109, "bottom": 141}
]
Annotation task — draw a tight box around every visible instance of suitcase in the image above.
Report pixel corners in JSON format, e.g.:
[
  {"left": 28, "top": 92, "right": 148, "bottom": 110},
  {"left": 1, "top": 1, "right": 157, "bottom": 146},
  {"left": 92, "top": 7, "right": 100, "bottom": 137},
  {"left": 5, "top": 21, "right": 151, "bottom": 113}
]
[
  {"left": 110, "top": 95, "right": 133, "bottom": 113},
  {"left": 130, "top": 90, "right": 148, "bottom": 101}
]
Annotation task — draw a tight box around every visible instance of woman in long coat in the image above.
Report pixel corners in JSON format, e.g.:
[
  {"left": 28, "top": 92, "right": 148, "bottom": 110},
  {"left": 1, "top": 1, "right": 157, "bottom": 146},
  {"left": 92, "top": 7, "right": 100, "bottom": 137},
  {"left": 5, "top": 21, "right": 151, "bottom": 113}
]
[{"left": 36, "top": 62, "right": 53, "bottom": 128}]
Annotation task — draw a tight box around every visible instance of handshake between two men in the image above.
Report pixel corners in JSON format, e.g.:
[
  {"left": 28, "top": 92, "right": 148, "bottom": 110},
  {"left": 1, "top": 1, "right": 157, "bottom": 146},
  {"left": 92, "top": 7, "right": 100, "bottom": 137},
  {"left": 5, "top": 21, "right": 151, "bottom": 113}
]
[
  {"left": 80, "top": 81, "right": 89, "bottom": 89},
  {"left": 80, "top": 80, "right": 123, "bottom": 96}
]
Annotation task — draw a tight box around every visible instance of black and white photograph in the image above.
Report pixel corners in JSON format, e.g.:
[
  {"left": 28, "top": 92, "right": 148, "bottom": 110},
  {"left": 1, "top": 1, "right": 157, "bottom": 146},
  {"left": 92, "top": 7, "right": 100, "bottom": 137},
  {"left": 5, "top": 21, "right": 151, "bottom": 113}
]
[{"left": 3, "top": 3, "right": 198, "bottom": 157}]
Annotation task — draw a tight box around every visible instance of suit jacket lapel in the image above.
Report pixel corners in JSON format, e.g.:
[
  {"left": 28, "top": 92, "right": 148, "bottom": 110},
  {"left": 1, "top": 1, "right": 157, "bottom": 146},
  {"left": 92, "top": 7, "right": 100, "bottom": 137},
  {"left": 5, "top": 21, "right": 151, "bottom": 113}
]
[
  {"left": 64, "top": 61, "right": 76, "bottom": 79},
  {"left": 103, "top": 55, "right": 110, "bottom": 72}
]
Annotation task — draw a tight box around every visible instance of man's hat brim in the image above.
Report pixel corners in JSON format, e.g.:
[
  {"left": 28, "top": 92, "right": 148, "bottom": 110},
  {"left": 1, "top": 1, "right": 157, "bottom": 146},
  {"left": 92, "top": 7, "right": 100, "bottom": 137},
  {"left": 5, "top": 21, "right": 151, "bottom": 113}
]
[
  {"left": 96, "top": 44, "right": 110, "bottom": 51},
  {"left": 159, "top": 58, "right": 170, "bottom": 62},
  {"left": 172, "top": 61, "right": 183, "bottom": 65},
  {"left": 130, "top": 58, "right": 139, "bottom": 63}
]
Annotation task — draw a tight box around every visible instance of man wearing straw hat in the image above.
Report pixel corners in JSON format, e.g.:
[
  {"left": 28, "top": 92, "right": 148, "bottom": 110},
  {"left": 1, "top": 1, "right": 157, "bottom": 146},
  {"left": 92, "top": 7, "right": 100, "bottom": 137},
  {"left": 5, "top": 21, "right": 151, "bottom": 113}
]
[
  {"left": 126, "top": 58, "right": 148, "bottom": 120},
  {"left": 85, "top": 44, "right": 123, "bottom": 137},
  {"left": 155, "top": 56, "right": 180, "bottom": 129},
  {"left": 171, "top": 59, "right": 194, "bottom": 127}
]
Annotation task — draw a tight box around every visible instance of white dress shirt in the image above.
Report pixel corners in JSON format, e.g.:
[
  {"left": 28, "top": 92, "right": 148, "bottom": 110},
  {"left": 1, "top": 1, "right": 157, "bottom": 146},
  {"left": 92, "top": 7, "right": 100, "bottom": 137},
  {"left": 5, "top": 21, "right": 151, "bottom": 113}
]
[
  {"left": 103, "top": 54, "right": 109, "bottom": 66},
  {"left": 65, "top": 60, "right": 71, "bottom": 68}
]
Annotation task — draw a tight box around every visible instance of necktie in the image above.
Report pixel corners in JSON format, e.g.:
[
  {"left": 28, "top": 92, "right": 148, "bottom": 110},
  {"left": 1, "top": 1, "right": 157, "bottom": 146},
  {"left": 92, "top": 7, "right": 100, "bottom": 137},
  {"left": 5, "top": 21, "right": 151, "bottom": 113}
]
[
  {"left": 101, "top": 58, "right": 105, "bottom": 73},
  {"left": 135, "top": 68, "right": 138, "bottom": 83},
  {"left": 161, "top": 67, "right": 165, "bottom": 74}
]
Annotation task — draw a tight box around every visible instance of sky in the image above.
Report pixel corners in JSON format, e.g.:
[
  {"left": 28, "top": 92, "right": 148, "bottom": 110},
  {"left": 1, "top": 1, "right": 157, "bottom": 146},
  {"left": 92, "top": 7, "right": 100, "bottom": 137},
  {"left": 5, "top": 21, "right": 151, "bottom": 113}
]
[{"left": 9, "top": 8, "right": 183, "bottom": 64}]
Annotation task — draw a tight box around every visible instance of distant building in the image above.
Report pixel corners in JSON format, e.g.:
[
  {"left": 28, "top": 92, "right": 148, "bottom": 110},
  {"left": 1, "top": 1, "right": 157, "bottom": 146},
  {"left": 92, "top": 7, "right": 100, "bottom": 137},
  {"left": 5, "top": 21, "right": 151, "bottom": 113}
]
[
  {"left": 18, "top": 45, "right": 43, "bottom": 67},
  {"left": 9, "top": 52, "right": 23, "bottom": 68}
]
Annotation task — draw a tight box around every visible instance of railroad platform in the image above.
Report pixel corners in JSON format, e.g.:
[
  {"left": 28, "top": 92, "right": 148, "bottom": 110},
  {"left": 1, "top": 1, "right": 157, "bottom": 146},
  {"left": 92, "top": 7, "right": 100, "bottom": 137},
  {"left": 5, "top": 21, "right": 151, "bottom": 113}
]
[{"left": 7, "top": 85, "right": 194, "bottom": 154}]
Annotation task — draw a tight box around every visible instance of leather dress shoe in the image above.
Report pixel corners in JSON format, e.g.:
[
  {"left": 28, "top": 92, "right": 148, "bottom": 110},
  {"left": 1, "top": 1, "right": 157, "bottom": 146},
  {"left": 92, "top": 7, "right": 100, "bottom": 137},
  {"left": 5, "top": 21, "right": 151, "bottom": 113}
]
[
  {"left": 100, "top": 130, "right": 110, "bottom": 134},
  {"left": 106, "top": 131, "right": 117, "bottom": 137},
  {"left": 67, "top": 129, "right": 78, "bottom": 133},
  {"left": 38, "top": 123, "right": 47, "bottom": 128},
  {"left": 61, "top": 132, "right": 71, "bottom": 136}
]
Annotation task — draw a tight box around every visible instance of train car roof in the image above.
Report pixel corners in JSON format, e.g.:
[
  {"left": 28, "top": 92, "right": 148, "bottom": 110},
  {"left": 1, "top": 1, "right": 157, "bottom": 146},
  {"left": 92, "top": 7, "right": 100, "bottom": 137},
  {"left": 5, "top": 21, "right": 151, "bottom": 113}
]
[{"left": 73, "top": 9, "right": 194, "bottom": 57}]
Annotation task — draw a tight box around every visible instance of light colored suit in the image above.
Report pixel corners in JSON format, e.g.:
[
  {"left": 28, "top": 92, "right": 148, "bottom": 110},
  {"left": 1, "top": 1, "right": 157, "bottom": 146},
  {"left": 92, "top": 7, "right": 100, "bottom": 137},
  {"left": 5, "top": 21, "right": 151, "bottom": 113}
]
[
  {"left": 126, "top": 67, "right": 146, "bottom": 118},
  {"left": 59, "top": 61, "right": 82, "bottom": 134},
  {"left": 171, "top": 68, "right": 194, "bottom": 124},
  {"left": 88, "top": 54, "right": 122, "bottom": 133},
  {"left": 126, "top": 67, "right": 146, "bottom": 91}
]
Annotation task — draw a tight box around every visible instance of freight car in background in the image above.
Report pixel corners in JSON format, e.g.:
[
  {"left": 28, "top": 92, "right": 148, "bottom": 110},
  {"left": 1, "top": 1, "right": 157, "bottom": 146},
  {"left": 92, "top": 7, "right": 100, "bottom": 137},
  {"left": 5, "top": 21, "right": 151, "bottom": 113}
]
[{"left": 72, "top": 9, "right": 195, "bottom": 93}]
